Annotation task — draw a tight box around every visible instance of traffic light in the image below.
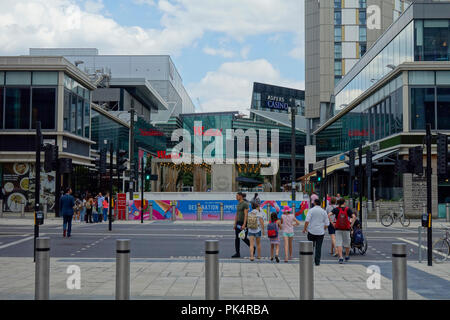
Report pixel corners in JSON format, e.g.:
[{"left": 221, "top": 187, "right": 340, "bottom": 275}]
[
  {"left": 316, "top": 170, "right": 323, "bottom": 182},
  {"left": 99, "top": 148, "right": 107, "bottom": 174},
  {"left": 117, "top": 149, "right": 127, "bottom": 173},
  {"left": 437, "top": 134, "right": 449, "bottom": 177},
  {"left": 365, "top": 149, "right": 372, "bottom": 176},
  {"left": 44, "top": 144, "right": 58, "bottom": 172},
  {"left": 145, "top": 167, "right": 151, "bottom": 181},
  {"left": 408, "top": 146, "right": 423, "bottom": 176},
  {"left": 346, "top": 149, "right": 355, "bottom": 176},
  {"left": 59, "top": 158, "right": 72, "bottom": 174}
]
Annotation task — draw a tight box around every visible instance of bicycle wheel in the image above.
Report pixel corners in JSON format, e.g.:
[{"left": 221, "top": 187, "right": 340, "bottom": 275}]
[
  {"left": 400, "top": 216, "right": 410, "bottom": 227},
  {"left": 381, "top": 214, "right": 394, "bottom": 227},
  {"left": 432, "top": 239, "right": 450, "bottom": 263}
]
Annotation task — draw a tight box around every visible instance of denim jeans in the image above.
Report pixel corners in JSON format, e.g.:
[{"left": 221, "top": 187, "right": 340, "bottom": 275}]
[
  {"left": 103, "top": 208, "right": 108, "bottom": 221},
  {"left": 63, "top": 214, "right": 73, "bottom": 236},
  {"left": 80, "top": 208, "right": 86, "bottom": 222}
]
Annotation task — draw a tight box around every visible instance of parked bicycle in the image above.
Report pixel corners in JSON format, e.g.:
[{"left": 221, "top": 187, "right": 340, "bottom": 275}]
[
  {"left": 432, "top": 224, "right": 450, "bottom": 263},
  {"left": 381, "top": 209, "right": 410, "bottom": 227}
]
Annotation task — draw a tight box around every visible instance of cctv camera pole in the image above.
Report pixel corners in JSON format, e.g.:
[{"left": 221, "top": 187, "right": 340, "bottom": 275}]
[
  {"left": 426, "top": 124, "right": 432, "bottom": 266},
  {"left": 34, "top": 121, "right": 42, "bottom": 262},
  {"left": 109, "top": 142, "right": 113, "bottom": 232}
]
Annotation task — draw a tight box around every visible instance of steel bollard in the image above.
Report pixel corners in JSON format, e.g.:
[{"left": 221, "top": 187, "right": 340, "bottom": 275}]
[
  {"left": 115, "top": 239, "right": 130, "bottom": 300},
  {"left": 392, "top": 243, "right": 407, "bottom": 300},
  {"left": 171, "top": 202, "right": 176, "bottom": 221},
  {"left": 197, "top": 203, "right": 201, "bottom": 221},
  {"left": 21, "top": 203, "right": 25, "bottom": 218},
  {"left": 367, "top": 200, "right": 373, "bottom": 214},
  {"left": 149, "top": 202, "right": 153, "bottom": 221},
  {"left": 446, "top": 203, "right": 450, "bottom": 222},
  {"left": 418, "top": 226, "right": 423, "bottom": 263},
  {"left": 220, "top": 202, "right": 224, "bottom": 221},
  {"left": 0, "top": 200, "right": 3, "bottom": 218},
  {"left": 205, "top": 240, "right": 219, "bottom": 300},
  {"left": 376, "top": 204, "right": 380, "bottom": 223},
  {"left": 299, "top": 241, "right": 314, "bottom": 300},
  {"left": 362, "top": 202, "right": 368, "bottom": 231},
  {"left": 35, "top": 237, "right": 50, "bottom": 300},
  {"left": 44, "top": 203, "right": 48, "bottom": 220}
]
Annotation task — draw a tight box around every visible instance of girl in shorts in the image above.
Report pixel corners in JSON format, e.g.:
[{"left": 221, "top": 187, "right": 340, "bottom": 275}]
[
  {"left": 281, "top": 205, "right": 300, "bottom": 263},
  {"left": 247, "top": 200, "right": 265, "bottom": 261},
  {"left": 268, "top": 212, "right": 282, "bottom": 263}
]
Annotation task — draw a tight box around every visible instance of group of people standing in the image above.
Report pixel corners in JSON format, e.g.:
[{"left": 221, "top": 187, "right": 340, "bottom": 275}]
[
  {"left": 232, "top": 191, "right": 358, "bottom": 265},
  {"left": 59, "top": 188, "right": 112, "bottom": 238}
]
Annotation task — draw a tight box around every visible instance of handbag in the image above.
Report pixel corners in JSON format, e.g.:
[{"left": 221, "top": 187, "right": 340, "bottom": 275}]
[{"left": 238, "top": 230, "right": 246, "bottom": 239}]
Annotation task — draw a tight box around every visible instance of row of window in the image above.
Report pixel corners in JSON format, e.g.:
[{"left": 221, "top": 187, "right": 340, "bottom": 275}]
[
  {"left": 334, "top": 0, "right": 366, "bottom": 9},
  {"left": 0, "top": 71, "right": 58, "bottom": 86},
  {"left": 410, "top": 87, "right": 450, "bottom": 130},
  {"left": 334, "top": 10, "right": 366, "bottom": 26},
  {"left": 0, "top": 87, "right": 56, "bottom": 129},
  {"left": 334, "top": 26, "right": 366, "bottom": 42},
  {"left": 63, "top": 89, "right": 90, "bottom": 138}
]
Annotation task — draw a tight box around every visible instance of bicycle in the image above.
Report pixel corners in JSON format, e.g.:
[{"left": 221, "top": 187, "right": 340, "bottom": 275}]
[
  {"left": 432, "top": 224, "right": 450, "bottom": 263},
  {"left": 380, "top": 209, "right": 410, "bottom": 227}
]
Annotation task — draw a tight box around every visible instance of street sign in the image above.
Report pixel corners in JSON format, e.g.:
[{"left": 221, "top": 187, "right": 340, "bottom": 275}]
[{"left": 117, "top": 193, "right": 127, "bottom": 220}]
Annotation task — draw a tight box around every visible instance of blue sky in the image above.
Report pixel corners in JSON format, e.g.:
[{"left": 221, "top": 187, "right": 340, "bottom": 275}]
[{"left": 0, "top": 0, "right": 305, "bottom": 113}]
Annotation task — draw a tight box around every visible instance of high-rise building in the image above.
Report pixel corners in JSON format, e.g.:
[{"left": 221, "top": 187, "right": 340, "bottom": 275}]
[{"left": 305, "top": 0, "right": 410, "bottom": 126}]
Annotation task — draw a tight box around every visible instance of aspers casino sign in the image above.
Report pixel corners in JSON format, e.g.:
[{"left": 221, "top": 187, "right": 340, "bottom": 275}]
[{"left": 265, "top": 95, "right": 288, "bottom": 111}]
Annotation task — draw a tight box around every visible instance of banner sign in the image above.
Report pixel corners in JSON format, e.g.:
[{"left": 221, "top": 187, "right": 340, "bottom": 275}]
[{"left": 127, "top": 199, "right": 310, "bottom": 221}]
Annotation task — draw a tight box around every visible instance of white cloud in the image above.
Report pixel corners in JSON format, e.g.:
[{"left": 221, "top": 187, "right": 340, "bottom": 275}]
[
  {"left": 188, "top": 59, "right": 304, "bottom": 115},
  {"left": 240, "top": 45, "right": 251, "bottom": 59},
  {"left": 203, "top": 46, "right": 235, "bottom": 58},
  {"left": 84, "top": 0, "right": 104, "bottom": 13}
]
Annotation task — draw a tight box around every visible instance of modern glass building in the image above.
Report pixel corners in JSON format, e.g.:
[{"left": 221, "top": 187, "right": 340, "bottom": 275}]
[{"left": 313, "top": 1, "right": 450, "bottom": 217}]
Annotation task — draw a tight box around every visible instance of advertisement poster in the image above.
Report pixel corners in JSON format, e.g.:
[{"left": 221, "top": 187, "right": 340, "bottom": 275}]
[
  {"left": 127, "top": 199, "right": 310, "bottom": 221},
  {"left": 1, "top": 163, "right": 55, "bottom": 213}
]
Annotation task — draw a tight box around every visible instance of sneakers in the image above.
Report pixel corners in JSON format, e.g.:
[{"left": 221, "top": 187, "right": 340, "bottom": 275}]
[
  {"left": 338, "top": 258, "right": 344, "bottom": 264},
  {"left": 345, "top": 256, "right": 350, "bottom": 262},
  {"left": 270, "top": 257, "right": 274, "bottom": 261},
  {"left": 231, "top": 253, "right": 240, "bottom": 258},
  {"left": 275, "top": 256, "right": 280, "bottom": 263},
  {"left": 63, "top": 230, "right": 66, "bottom": 238}
]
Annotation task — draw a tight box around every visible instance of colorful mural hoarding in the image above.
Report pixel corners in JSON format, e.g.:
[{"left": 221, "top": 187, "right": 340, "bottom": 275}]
[{"left": 127, "top": 199, "right": 310, "bottom": 221}]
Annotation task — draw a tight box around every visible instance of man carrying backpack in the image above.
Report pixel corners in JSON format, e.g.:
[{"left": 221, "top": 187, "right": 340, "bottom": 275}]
[{"left": 331, "top": 198, "right": 356, "bottom": 264}]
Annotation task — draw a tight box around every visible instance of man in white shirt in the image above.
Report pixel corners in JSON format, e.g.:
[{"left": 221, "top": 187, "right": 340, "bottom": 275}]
[{"left": 303, "top": 199, "right": 330, "bottom": 266}]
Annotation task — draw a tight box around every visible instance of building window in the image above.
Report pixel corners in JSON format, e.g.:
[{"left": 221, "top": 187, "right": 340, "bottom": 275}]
[
  {"left": 5, "top": 88, "right": 31, "bottom": 129},
  {"left": 70, "top": 93, "right": 77, "bottom": 134},
  {"left": 77, "top": 96, "right": 83, "bottom": 136},
  {"left": 334, "top": 27, "right": 342, "bottom": 41},
  {"left": 0, "top": 88, "right": 3, "bottom": 129},
  {"left": 359, "top": 11, "right": 366, "bottom": 25},
  {"left": 437, "top": 87, "right": 450, "bottom": 130},
  {"left": 334, "top": 60, "right": 342, "bottom": 76},
  {"left": 334, "top": 11, "right": 341, "bottom": 25},
  {"left": 359, "top": 27, "right": 367, "bottom": 42},
  {"left": 64, "top": 90, "right": 70, "bottom": 131},
  {"left": 416, "top": 20, "right": 450, "bottom": 61},
  {"left": 335, "top": 43, "right": 342, "bottom": 59},
  {"left": 334, "top": 0, "right": 341, "bottom": 9},
  {"left": 31, "top": 88, "right": 56, "bottom": 130},
  {"left": 5, "top": 72, "right": 31, "bottom": 86},
  {"left": 32, "top": 72, "right": 58, "bottom": 86},
  {"left": 411, "top": 87, "right": 435, "bottom": 130},
  {"left": 359, "top": 43, "right": 367, "bottom": 57},
  {"left": 84, "top": 101, "right": 90, "bottom": 138},
  {"left": 359, "top": 0, "right": 366, "bottom": 9}
]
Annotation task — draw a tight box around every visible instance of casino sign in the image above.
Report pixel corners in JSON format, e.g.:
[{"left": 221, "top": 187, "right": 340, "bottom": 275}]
[{"left": 265, "top": 95, "right": 289, "bottom": 111}]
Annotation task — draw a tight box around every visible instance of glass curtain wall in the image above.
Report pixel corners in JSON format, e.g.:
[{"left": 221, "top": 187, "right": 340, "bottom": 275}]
[{"left": 63, "top": 74, "right": 90, "bottom": 138}]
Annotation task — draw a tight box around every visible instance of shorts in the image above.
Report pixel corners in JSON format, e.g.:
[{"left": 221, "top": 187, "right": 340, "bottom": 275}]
[
  {"left": 328, "top": 224, "right": 336, "bottom": 235},
  {"left": 248, "top": 231, "right": 262, "bottom": 238},
  {"left": 283, "top": 232, "right": 294, "bottom": 238},
  {"left": 335, "top": 230, "right": 351, "bottom": 248}
]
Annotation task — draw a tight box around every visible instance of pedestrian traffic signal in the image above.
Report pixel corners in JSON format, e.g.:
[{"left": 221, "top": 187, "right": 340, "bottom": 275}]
[
  {"left": 437, "top": 134, "right": 449, "bottom": 177},
  {"left": 117, "top": 149, "right": 127, "bottom": 173},
  {"left": 99, "top": 148, "right": 107, "bottom": 174},
  {"left": 408, "top": 146, "right": 423, "bottom": 176},
  {"left": 316, "top": 170, "right": 323, "bottom": 182},
  {"left": 44, "top": 144, "right": 58, "bottom": 172},
  {"left": 59, "top": 158, "right": 72, "bottom": 174},
  {"left": 365, "top": 149, "right": 372, "bottom": 176},
  {"left": 346, "top": 149, "right": 355, "bottom": 176}
]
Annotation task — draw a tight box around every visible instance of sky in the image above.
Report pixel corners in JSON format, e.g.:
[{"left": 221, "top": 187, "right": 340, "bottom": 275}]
[{"left": 0, "top": 0, "right": 305, "bottom": 114}]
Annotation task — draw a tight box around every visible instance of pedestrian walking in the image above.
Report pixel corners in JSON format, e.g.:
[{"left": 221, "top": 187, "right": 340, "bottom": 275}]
[
  {"left": 80, "top": 196, "right": 87, "bottom": 223},
  {"left": 97, "top": 193, "right": 104, "bottom": 222},
  {"left": 86, "top": 196, "right": 94, "bottom": 223},
  {"left": 326, "top": 197, "right": 338, "bottom": 256},
  {"left": 247, "top": 199, "right": 265, "bottom": 261},
  {"left": 232, "top": 192, "right": 250, "bottom": 258},
  {"left": 60, "top": 188, "right": 75, "bottom": 238},
  {"left": 303, "top": 199, "right": 330, "bottom": 266},
  {"left": 267, "top": 212, "right": 282, "bottom": 263},
  {"left": 74, "top": 195, "right": 81, "bottom": 222},
  {"left": 103, "top": 193, "right": 109, "bottom": 222},
  {"left": 330, "top": 198, "right": 357, "bottom": 264},
  {"left": 281, "top": 205, "right": 300, "bottom": 263}
]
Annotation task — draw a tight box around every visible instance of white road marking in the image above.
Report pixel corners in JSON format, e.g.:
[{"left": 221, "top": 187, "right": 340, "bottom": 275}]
[
  {"left": 396, "top": 237, "right": 448, "bottom": 258},
  {"left": 0, "top": 236, "right": 34, "bottom": 250}
]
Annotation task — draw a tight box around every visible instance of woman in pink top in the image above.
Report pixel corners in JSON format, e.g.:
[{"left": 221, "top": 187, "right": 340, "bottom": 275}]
[{"left": 281, "top": 206, "right": 300, "bottom": 263}]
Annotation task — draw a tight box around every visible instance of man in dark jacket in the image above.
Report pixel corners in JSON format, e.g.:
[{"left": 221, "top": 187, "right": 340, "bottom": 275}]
[{"left": 60, "top": 188, "right": 75, "bottom": 238}]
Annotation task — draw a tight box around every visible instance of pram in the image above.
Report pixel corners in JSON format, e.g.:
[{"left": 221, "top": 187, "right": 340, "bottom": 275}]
[{"left": 350, "top": 219, "right": 368, "bottom": 255}]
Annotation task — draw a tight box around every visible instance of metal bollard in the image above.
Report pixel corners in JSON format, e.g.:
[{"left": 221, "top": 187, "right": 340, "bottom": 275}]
[
  {"left": 362, "top": 202, "right": 368, "bottom": 231},
  {"left": 21, "top": 203, "right": 25, "bottom": 218},
  {"left": 418, "top": 226, "right": 423, "bottom": 263},
  {"left": 0, "top": 200, "right": 3, "bottom": 218},
  {"left": 115, "top": 239, "right": 130, "bottom": 300},
  {"left": 367, "top": 200, "right": 373, "bottom": 214},
  {"left": 392, "top": 243, "right": 407, "bottom": 300},
  {"left": 197, "top": 203, "right": 201, "bottom": 221},
  {"left": 446, "top": 203, "right": 450, "bottom": 222},
  {"left": 205, "top": 240, "right": 219, "bottom": 300},
  {"left": 376, "top": 204, "right": 380, "bottom": 223},
  {"left": 172, "top": 202, "right": 176, "bottom": 221},
  {"left": 44, "top": 203, "right": 48, "bottom": 220},
  {"left": 35, "top": 237, "right": 50, "bottom": 300},
  {"left": 149, "top": 202, "right": 153, "bottom": 221},
  {"left": 299, "top": 241, "right": 314, "bottom": 300},
  {"left": 220, "top": 202, "right": 224, "bottom": 221}
]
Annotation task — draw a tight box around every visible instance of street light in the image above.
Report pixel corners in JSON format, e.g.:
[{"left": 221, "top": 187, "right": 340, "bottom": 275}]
[
  {"left": 74, "top": 60, "right": 84, "bottom": 67},
  {"left": 386, "top": 64, "right": 396, "bottom": 70}
]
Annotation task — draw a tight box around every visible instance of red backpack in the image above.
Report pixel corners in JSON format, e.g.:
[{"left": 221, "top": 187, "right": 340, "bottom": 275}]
[{"left": 335, "top": 207, "right": 351, "bottom": 230}]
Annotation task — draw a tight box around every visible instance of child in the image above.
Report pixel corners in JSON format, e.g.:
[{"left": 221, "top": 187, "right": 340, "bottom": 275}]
[
  {"left": 281, "top": 205, "right": 301, "bottom": 263},
  {"left": 267, "top": 212, "right": 282, "bottom": 263},
  {"left": 247, "top": 200, "right": 265, "bottom": 261}
]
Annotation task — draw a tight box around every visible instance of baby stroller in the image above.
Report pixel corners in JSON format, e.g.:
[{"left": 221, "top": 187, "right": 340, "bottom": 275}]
[{"left": 350, "top": 219, "right": 368, "bottom": 255}]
